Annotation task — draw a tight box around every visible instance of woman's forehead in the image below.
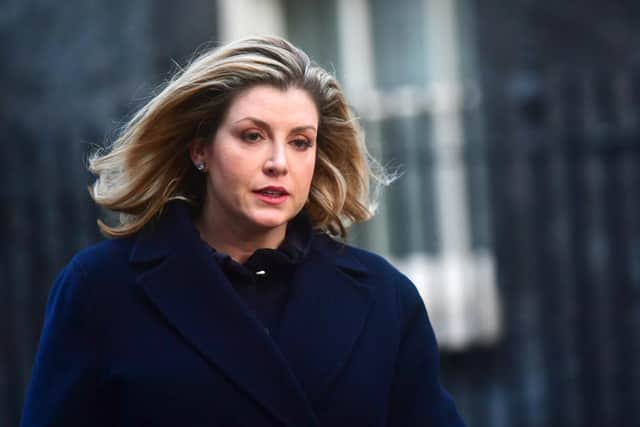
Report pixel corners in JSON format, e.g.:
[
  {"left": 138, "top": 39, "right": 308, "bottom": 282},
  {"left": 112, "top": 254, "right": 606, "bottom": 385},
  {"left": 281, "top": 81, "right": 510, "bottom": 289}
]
[{"left": 224, "top": 85, "right": 319, "bottom": 128}]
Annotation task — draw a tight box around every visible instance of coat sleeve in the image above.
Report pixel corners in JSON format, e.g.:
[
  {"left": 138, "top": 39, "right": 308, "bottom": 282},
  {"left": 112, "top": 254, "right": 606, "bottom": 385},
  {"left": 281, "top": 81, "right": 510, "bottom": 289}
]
[
  {"left": 387, "top": 274, "right": 466, "bottom": 427},
  {"left": 20, "top": 256, "right": 113, "bottom": 426}
]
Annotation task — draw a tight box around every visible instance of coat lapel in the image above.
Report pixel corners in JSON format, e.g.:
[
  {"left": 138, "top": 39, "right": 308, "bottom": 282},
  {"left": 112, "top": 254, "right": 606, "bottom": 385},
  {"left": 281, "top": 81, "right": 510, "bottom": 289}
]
[
  {"left": 129, "top": 203, "right": 319, "bottom": 427},
  {"left": 276, "top": 237, "right": 372, "bottom": 406}
]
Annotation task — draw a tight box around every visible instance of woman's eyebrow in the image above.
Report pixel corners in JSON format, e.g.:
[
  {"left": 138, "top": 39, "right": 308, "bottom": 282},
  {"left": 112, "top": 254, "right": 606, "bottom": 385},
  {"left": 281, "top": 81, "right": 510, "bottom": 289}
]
[{"left": 233, "top": 116, "right": 317, "bottom": 134}]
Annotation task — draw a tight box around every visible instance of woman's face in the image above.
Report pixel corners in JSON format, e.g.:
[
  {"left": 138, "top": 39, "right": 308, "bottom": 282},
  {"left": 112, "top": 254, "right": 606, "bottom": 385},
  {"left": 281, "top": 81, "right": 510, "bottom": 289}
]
[{"left": 192, "top": 84, "right": 318, "bottom": 237}]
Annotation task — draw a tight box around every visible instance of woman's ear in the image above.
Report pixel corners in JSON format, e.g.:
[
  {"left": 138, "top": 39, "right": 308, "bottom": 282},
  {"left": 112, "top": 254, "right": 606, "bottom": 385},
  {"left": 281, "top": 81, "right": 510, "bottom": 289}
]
[{"left": 188, "top": 138, "right": 206, "bottom": 165}]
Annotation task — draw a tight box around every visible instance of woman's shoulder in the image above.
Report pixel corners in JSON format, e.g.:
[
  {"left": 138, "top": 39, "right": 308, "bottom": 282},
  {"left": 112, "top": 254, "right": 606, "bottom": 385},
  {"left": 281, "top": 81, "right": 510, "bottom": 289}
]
[
  {"left": 311, "top": 234, "right": 422, "bottom": 306},
  {"left": 43, "top": 237, "right": 136, "bottom": 325},
  {"left": 61, "top": 236, "right": 137, "bottom": 283}
]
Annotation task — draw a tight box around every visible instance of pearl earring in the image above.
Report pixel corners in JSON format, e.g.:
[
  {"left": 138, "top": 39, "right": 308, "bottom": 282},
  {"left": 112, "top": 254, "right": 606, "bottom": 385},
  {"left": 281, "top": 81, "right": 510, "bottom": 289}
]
[{"left": 196, "top": 163, "right": 206, "bottom": 172}]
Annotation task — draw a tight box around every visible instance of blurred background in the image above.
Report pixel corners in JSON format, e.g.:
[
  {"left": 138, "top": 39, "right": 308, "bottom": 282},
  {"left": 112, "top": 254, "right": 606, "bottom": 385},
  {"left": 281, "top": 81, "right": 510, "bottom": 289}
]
[{"left": 2, "top": 0, "right": 639, "bottom": 426}]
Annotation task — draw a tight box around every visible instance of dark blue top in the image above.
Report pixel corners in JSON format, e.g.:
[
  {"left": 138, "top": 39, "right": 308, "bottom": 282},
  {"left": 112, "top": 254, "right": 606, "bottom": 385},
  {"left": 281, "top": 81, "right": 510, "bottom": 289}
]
[
  {"left": 203, "top": 212, "right": 312, "bottom": 336},
  {"left": 20, "top": 200, "right": 467, "bottom": 426}
]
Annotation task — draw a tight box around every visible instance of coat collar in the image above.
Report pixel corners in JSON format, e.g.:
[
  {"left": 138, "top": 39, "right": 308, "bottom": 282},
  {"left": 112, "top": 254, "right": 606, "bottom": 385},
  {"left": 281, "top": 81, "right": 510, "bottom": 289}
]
[
  {"left": 129, "top": 201, "right": 370, "bottom": 425},
  {"left": 276, "top": 236, "right": 371, "bottom": 407}
]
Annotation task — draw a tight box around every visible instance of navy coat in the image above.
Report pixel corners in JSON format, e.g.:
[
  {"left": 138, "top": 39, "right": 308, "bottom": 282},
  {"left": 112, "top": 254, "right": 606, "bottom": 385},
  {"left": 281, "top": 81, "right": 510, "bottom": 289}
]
[{"left": 21, "top": 202, "right": 466, "bottom": 426}]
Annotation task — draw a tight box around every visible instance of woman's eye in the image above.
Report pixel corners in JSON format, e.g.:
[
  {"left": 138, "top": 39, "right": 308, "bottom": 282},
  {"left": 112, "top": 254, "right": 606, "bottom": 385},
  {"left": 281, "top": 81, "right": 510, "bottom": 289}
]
[
  {"left": 291, "top": 139, "right": 312, "bottom": 150},
  {"left": 242, "top": 132, "right": 263, "bottom": 142}
]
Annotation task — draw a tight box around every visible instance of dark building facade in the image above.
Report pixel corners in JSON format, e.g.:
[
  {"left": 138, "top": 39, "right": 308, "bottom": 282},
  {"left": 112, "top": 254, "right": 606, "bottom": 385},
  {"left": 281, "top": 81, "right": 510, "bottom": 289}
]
[{"left": 462, "top": 1, "right": 640, "bottom": 426}]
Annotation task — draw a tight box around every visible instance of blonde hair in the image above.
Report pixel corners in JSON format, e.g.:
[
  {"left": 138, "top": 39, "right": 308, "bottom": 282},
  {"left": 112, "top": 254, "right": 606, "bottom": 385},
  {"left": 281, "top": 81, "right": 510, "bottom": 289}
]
[{"left": 89, "top": 36, "right": 388, "bottom": 238}]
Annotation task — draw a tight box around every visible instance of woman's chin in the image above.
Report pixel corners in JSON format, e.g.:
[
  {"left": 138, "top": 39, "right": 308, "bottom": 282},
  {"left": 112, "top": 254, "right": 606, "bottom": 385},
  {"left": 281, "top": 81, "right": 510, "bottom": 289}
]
[
  {"left": 248, "top": 212, "right": 291, "bottom": 231},
  {"left": 249, "top": 203, "right": 301, "bottom": 226}
]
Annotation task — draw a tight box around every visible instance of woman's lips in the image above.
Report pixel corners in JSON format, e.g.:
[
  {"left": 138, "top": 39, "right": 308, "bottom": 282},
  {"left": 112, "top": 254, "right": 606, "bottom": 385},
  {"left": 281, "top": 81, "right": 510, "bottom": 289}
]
[{"left": 253, "top": 186, "right": 289, "bottom": 205}]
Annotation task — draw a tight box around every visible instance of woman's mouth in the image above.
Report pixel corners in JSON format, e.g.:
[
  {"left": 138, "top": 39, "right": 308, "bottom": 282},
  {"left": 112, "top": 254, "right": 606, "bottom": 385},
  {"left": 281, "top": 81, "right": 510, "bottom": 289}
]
[{"left": 253, "top": 186, "right": 289, "bottom": 204}]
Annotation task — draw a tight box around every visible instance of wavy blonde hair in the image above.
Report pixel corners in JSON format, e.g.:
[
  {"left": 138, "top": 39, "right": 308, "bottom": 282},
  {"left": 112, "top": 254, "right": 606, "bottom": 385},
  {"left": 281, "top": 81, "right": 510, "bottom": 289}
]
[{"left": 89, "top": 36, "right": 388, "bottom": 238}]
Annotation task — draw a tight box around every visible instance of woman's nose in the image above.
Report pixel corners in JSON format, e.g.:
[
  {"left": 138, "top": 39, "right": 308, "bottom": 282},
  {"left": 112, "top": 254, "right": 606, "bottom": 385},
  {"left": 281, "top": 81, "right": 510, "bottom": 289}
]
[{"left": 263, "top": 143, "right": 288, "bottom": 176}]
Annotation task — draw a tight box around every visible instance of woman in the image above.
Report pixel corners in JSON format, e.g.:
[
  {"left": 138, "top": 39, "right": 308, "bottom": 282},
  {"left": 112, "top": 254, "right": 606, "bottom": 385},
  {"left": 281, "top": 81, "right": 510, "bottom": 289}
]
[{"left": 20, "top": 36, "right": 466, "bottom": 426}]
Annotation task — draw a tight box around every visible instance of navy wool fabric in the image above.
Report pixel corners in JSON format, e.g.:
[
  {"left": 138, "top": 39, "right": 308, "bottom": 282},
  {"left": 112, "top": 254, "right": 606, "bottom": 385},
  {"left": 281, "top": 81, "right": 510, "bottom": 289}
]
[{"left": 20, "top": 201, "right": 466, "bottom": 426}]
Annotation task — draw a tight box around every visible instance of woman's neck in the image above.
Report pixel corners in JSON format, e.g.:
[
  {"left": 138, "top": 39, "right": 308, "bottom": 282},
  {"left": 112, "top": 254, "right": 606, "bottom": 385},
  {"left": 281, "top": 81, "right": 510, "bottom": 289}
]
[{"left": 194, "top": 211, "right": 286, "bottom": 264}]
